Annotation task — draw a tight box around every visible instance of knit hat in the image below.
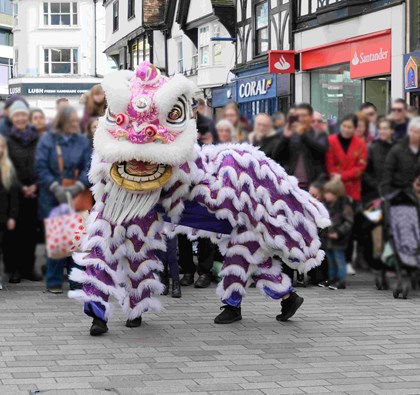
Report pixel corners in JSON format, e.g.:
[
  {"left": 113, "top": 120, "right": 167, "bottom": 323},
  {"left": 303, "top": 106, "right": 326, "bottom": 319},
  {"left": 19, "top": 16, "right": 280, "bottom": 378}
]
[
  {"left": 5, "top": 94, "right": 28, "bottom": 109},
  {"left": 9, "top": 100, "right": 29, "bottom": 118}
]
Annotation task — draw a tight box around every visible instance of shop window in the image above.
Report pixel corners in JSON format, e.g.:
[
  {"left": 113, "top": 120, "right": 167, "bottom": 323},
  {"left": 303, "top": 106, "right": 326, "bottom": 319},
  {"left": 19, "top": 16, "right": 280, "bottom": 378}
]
[
  {"left": 310, "top": 63, "right": 362, "bottom": 122},
  {"left": 113, "top": 1, "right": 119, "bottom": 32},
  {"left": 199, "top": 26, "right": 210, "bottom": 66},
  {"left": 44, "top": 48, "right": 78, "bottom": 75},
  {"left": 254, "top": 1, "right": 269, "bottom": 56},
  {"left": 43, "top": 2, "right": 78, "bottom": 26},
  {"left": 131, "top": 42, "right": 138, "bottom": 69},
  {"left": 177, "top": 41, "right": 183, "bottom": 73},
  {"left": 128, "top": 0, "right": 135, "bottom": 19}
]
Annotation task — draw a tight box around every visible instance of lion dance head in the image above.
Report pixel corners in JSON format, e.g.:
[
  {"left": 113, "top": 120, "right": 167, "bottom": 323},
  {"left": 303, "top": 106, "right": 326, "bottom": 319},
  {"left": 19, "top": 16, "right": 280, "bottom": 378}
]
[{"left": 95, "top": 61, "right": 196, "bottom": 194}]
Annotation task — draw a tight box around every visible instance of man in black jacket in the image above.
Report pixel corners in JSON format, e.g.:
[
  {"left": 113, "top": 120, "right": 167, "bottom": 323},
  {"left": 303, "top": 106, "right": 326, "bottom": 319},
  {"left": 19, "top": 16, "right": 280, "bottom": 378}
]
[
  {"left": 274, "top": 103, "right": 328, "bottom": 189},
  {"left": 381, "top": 117, "right": 420, "bottom": 196}
]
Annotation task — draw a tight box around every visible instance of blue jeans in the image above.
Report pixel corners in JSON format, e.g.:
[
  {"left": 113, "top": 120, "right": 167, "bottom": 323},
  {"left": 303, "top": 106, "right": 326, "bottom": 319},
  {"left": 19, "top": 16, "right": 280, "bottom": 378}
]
[
  {"left": 46, "top": 257, "right": 83, "bottom": 289},
  {"left": 326, "top": 249, "right": 347, "bottom": 282}
]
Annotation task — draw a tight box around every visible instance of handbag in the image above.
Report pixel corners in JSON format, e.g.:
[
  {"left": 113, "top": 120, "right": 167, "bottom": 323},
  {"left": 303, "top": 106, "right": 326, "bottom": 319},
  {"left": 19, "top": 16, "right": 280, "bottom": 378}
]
[
  {"left": 44, "top": 203, "right": 88, "bottom": 260},
  {"left": 56, "top": 143, "right": 93, "bottom": 212}
]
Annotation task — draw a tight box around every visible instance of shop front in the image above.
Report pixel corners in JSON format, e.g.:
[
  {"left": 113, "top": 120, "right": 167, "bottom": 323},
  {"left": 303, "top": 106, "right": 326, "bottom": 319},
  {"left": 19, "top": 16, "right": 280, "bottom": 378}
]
[
  {"left": 404, "top": 52, "right": 420, "bottom": 109},
  {"left": 211, "top": 83, "right": 237, "bottom": 119},
  {"left": 8, "top": 80, "right": 100, "bottom": 118},
  {"left": 300, "top": 29, "right": 392, "bottom": 121}
]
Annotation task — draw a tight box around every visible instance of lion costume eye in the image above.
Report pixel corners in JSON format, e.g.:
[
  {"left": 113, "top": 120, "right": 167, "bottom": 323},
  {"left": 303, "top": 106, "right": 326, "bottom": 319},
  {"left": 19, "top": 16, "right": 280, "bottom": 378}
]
[
  {"left": 166, "top": 96, "right": 187, "bottom": 127},
  {"left": 106, "top": 108, "right": 116, "bottom": 124}
]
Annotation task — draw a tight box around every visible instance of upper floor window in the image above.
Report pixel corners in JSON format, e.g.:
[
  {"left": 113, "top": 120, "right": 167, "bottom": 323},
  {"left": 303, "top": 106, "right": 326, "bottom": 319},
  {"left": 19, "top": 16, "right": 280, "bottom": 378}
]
[
  {"left": 212, "top": 24, "right": 222, "bottom": 64},
  {"left": 0, "top": 29, "right": 12, "bottom": 46},
  {"left": 44, "top": 48, "right": 78, "bottom": 74},
  {"left": 254, "top": 1, "right": 269, "bottom": 56},
  {"left": 13, "top": 2, "right": 18, "bottom": 26},
  {"left": 199, "top": 26, "right": 210, "bottom": 66},
  {"left": 0, "top": 0, "right": 13, "bottom": 16},
  {"left": 113, "top": 1, "right": 119, "bottom": 32},
  {"left": 43, "top": 2, "right": 78, "bottom": 26},
  {"left": 298, "top": 0, "right": 346, "bottom": 17},
  {"left": 128, "top": 0, "right": 135, "bottom": 19},
  {"left": 177, "top": 40, "right": 183, "bottom": 73}
]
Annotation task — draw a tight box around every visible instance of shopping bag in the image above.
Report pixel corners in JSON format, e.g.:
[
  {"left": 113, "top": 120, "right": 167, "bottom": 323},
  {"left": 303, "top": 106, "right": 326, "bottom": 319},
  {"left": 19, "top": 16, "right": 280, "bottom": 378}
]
[
  {"left": 44, "top": 203, "right": 88, "bottom": 260},
  {"left": 363, "top": 199, "right": 383, "bottom": 224}
]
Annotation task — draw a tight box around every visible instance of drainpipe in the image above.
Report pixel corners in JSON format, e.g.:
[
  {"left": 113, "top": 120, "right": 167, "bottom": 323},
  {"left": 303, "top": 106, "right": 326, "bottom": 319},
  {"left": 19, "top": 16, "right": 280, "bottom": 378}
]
[{"left": 93, "top": 0, "right": 98, "bottom": 77}]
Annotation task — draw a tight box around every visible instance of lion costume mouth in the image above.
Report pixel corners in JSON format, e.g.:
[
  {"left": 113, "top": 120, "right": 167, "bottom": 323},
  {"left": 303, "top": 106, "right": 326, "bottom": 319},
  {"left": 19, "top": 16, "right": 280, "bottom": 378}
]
[{"left": 110, "top": 160, "right": 172, "bottom": 192}]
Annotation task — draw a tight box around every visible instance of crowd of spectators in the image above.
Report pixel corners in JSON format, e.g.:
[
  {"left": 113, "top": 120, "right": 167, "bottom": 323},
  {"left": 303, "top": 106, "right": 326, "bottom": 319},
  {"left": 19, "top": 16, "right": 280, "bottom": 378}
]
[{"left": 0, "top": 89, "right": 419, "bottom": 294}]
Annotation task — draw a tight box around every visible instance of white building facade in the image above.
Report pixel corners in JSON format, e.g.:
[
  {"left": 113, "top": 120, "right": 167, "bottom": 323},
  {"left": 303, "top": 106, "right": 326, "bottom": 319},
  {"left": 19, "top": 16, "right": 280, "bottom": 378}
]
[
  {"left": 9, "top": 0, "right": 107, "bottom": 117},
  {"left": 166, "top": 0, "right": 236, "bottom": 101},
  {"left": 103, "top": 0, "right": 166, "bottom": 72},
  {"left": 0, "top": 0, "right": 13, "bottom": 97}
]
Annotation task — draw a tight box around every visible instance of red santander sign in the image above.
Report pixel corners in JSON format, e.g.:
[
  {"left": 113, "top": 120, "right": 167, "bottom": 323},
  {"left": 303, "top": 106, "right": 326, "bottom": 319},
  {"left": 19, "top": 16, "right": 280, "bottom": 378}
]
[
  {"left": 350, "top": 34, "right": 391, "bottom": 78},
  {"left": 268, "top": 50, "right": 295, "bottom": 74}
]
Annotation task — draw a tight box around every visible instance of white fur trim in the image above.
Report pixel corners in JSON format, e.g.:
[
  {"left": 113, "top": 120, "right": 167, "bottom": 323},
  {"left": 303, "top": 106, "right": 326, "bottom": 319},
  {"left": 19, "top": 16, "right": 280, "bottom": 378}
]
[
  {"left": 121, "top": 296, "right": 162, "bottom": 320},
  {"left": 101, "top": 70, "right": 135, "bottom": 114}
]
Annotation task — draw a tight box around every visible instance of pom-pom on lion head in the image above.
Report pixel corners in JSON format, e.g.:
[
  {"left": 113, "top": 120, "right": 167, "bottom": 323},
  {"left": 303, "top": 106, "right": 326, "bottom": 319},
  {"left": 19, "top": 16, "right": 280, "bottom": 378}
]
[{"left": 95, "top": 61, "right": 196, "bottom": 192}]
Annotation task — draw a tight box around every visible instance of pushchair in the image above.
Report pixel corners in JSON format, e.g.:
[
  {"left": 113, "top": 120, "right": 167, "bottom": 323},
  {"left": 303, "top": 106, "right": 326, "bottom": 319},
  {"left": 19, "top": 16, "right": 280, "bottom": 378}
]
[{"left": 381, "top": 189, "right": 420, "bottom": 299}]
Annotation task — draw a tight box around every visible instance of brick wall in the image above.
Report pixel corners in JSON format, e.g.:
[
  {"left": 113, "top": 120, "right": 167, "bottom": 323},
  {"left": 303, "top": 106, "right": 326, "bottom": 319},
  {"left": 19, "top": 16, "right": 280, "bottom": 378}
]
[{"left": 143, "top": 0, "right": 165, "bottom": 26}]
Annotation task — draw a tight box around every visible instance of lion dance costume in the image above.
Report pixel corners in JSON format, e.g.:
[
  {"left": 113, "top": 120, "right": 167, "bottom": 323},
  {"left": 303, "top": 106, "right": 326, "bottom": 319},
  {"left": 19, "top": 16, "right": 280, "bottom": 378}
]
[{"left": 69, "top": 61, "right": 330, "bottom": 335}]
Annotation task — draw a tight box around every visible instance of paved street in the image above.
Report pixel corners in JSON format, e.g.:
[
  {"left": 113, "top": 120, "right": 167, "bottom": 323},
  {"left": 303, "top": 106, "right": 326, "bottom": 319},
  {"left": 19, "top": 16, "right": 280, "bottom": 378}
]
[{"left": 1, "top": 270, "right": 420, "bottom": 395}]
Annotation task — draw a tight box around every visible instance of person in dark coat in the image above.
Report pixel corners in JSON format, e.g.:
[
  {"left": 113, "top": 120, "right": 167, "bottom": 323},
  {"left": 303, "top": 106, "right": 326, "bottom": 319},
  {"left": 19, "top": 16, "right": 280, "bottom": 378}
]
[
  {"left": 381, "top": 117, "right": 420, "bottom": 197},
  {"left": 0, "top": 135, "right": 19, "bottom": 288},
  {"left": 35, "top": 105, "right": 92, "bottom": 293},
  {"left": 3, "top": 101, "right": 40, "bottom": 283},
  {"left": 274, "top": 103, "right": 328, "bottom": 189},
  {"left": 363, "top": 118, "right": 394, "bottom": 202},
  {"left": 390, "top": 98, "right": 410, "bottom": 140},
  {"left": 0, "top": 95, "right": 29, "bottom": 138},
  {"left": 249, "top": 113, "right": 281, "bottom": 159},
  {"left": 318, "top": 179, "right": 354, "bottom": 290}
]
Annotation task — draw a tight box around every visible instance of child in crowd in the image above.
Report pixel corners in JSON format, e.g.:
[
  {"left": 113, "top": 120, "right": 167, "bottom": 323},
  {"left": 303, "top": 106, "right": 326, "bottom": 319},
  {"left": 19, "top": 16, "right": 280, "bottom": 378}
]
[
  {"left": 0, "top": 136, "right": 18, "bottom": 289},
  {"left": 318, "top": 179, "right": 354, "bottom": 290},
  {"left": 309, "top": 180, "right": 328, "bottom": 285},
  {"left": 157, "top": 236, "right": 181, "bottom": 298}
]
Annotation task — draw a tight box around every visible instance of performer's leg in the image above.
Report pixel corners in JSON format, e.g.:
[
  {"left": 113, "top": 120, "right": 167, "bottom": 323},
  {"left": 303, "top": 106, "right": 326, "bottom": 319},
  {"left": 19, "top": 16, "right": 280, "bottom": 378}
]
[
  {"left": 122, "top": 253, "right": 164, "bottom": 327},
  {"left": 251, "top": 257, "right": 304, "bottom": 322},
  {"left": 178, "top": 234, "right": 195, "bottom": 285},
  {"left": 214, "top": 249, "right": 251, "bottom": 324},
  {"left": 122, "top": 215, "right": 165, "bottom": 326}
]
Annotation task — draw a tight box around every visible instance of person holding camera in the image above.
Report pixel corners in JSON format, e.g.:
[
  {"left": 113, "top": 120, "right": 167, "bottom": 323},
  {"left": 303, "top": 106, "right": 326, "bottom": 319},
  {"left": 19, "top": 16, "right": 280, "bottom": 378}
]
[{"left": 274, "top": 103, "right": 329, "bottom": 189}]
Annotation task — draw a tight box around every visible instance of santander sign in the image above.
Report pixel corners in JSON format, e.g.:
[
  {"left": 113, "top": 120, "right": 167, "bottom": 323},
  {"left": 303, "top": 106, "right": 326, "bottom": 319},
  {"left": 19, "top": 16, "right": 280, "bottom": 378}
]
[{"left": 350, "top": 35, "right": 391, "bottom": 78}]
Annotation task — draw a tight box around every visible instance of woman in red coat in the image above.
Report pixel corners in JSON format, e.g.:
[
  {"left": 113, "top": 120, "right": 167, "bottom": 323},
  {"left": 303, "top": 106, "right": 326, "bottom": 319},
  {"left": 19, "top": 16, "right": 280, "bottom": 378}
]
[
  {"left": 326, "top": 114, "right": 368, "bottom": 202},
  {"left": 326, "top": 114, "right": 368, "bottom": 273}
]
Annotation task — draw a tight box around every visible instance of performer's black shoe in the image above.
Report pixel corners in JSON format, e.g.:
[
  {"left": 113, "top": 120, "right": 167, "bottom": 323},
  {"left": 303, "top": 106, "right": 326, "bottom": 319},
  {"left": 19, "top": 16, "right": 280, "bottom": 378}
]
[
  {"left": 180, "top": 273, "right": 194, "bottom": 286},
  {"left": 214, "top": 305, "right": 242, "bottom": 324},
  {"left": 9, "top": 272, "right": 21, "bottom": 284},
  {"left": 194, "top": 274, "right": 211, "bottom": 288},
  {"left": 276, "top": 292, "right": 304, "bottom": 322},
  {"left": 90, "top": 318, "right": 108, "bottom": 336},
  {"left": 126, "top": 317, "right": 142, "bottom": 328},
  {"left": 172, "top": 281, "right": 182, "bottom": 298}
]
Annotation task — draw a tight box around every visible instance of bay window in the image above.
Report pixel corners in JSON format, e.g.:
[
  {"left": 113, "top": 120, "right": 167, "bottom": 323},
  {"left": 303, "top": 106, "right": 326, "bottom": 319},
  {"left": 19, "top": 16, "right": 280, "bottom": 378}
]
[
  {"left": 199, "top": 26, "right": 210, "bottom": 66},
  {"left": 254, "top": 1, "right": 269, "bottom": 56}
]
